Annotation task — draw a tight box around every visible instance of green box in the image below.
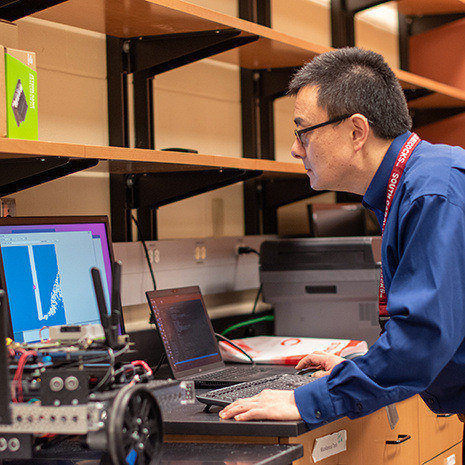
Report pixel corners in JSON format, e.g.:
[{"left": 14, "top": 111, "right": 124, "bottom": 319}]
[{"left": 0, "top": 47, "right": 38, "bottom": 140}]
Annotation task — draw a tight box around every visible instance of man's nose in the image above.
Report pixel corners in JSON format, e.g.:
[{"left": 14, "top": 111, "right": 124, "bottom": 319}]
[{"left": 291, "top": 139, "right": 305, "bottom": 160}]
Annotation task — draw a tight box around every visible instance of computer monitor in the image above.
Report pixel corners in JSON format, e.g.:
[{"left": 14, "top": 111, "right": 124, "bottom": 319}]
[{"left": 0, "top": 216, "right": 116, "bottom": 343}]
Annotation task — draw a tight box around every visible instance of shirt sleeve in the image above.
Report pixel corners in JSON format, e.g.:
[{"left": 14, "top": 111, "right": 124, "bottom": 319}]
[{"left": 294, "top": 194, "right": 465, "bottom": 427}]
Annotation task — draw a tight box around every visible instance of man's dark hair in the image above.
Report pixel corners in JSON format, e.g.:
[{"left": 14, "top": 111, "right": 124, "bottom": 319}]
[{"left": 288, "top": 47, "right": 412, "bottom": 139}]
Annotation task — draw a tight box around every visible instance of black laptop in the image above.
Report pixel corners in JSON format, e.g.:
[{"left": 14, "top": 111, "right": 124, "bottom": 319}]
[{"left": 146, "top": 286, "right": 279, "bottom": 388}]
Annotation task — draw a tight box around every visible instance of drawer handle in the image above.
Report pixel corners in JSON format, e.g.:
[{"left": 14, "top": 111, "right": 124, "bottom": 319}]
[
  {"left": 436, "top": 414, "right": 453, "bottom": 418},
  {"left": 386, "top": 434, "right": 411, "bottom": 445}
]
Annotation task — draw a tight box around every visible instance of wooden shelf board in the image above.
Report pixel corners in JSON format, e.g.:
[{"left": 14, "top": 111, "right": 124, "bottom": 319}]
[
  {"left": 397, "top": 0, "right": 465, "bottom": 16},
  {"left": 396, "top": 69, "right": 465, "bottom": 108},
  {"left": 29, "top": 0, "right": 465, "bottom": 108},
  {"left": 0, "top": 138, "right": 306, "bottom": 176},
  {"left": 32, "top": 0, "right": 465, "bottom": 38},
  {"left": 32, "top": 0, "right": 325, "bottom": 69}
]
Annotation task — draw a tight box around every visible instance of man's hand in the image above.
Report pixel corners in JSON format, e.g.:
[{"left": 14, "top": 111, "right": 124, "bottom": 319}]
[
  {"left": 219, "top": 390, "right": 301, "bottom": 421},
  {"left": 296, "top": 351, "right": 345, "bottom": 378}
]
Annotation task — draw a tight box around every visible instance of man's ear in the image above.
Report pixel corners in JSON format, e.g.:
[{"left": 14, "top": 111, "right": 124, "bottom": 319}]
[{"left": 349, "top": 114, "right": 370, "bottom": 152}]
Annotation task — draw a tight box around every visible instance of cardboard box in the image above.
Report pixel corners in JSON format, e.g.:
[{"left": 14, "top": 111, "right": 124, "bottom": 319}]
[{"left": 0, "top": 46, "right": 38, "bottom": 140}]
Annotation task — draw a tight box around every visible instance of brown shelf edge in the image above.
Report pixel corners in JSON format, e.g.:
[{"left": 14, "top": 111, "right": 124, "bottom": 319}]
[
  {"left": 0, "top": 139, "right": 306, "bottom": 176},
  {"left": 397, "top": 0, "right": 465, "bottom": 16},
  {"left": 396, "top": 69, "right": 465, "bottom": 106}
]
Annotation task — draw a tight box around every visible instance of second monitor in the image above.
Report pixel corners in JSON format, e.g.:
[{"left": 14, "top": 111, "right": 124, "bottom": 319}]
[{"left": 0, "top": 216, "right": 117, "bottom": 342}]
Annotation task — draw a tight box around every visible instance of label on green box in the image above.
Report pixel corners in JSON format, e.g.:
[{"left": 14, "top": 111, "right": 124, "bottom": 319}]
[{"left": 5, "top": 53, "right": 38, "bottom": 140}]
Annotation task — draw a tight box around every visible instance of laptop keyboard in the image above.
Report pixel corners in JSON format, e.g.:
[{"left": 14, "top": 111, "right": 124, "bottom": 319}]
[
  {"left": 197, "top": 374, "right": 316, "bottom": 408},
  {"left": 193, "top": 365, "right": 273, "bottom": 381}
]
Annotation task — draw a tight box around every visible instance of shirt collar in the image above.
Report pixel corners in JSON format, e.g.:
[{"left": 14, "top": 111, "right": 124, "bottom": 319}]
[{"left": 362, "top": 131, "right": 412, "bottom": 213}]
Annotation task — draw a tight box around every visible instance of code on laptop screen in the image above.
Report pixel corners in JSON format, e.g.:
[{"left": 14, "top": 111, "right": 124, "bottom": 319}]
[{"left": 147, "top": 286, "right": 222, "bottom": 373}]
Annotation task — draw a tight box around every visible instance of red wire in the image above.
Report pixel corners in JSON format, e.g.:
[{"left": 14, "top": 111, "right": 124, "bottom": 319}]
[
  {"left": 130, "top": 360, "right": 153, "bottom": 377},
  {"left": 39, "top": 326, "right": 48, "bottom": 342},
  {"left": 13, "top": 350, "right": 36, "bottom": 402}
]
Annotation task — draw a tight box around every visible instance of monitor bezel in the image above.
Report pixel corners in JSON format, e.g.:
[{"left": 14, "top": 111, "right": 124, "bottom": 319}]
[
  {"left": 146, "top": 286, "right": 225, "bottom": 379},
  {"left": 0, "top": 215, "right": 125, "bottom": 340}
]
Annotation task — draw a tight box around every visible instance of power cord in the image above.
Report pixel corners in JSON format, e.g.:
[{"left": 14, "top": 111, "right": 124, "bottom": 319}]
[
  {"left": 237, "top": 246, "right": 260, "bottom": 256},
  {"left": 131, "top": 214, "right": 157, "bottom": 291},
  {"left": 220, "top": 314, "right": 274, "bottom": 337},
  {"left": 130, "top": 213, "right": 157, "bottom": 324},
  {"left": 251, "top": 283, "right": 262, "bottom": 315},
  {"left": 215, "top": 332, "right": 254, "bottom": 364},
  {"left": 237, "top": 246, "right": 262, "bottom": 318}
]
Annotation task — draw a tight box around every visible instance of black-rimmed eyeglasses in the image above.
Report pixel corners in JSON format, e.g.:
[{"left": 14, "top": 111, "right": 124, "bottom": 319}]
[{"left": 294, "top": 114, "right": 351, "bottom": 146}]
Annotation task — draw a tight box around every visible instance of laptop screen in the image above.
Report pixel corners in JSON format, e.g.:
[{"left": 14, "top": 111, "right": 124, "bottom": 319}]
[
  {"left": 0, "top": 216, "right": 114, "bottom": 343},
  {"left": 146, "top": 286, "right": 223, "bottom": 376}
]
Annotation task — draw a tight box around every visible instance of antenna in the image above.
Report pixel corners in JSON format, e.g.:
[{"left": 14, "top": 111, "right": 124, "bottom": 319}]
[
  {"left": 91, "top": 268, "right": 114, "bottom": 348},
  {"left": 110, "top": 261, "right": 122, "bottom": 344}
]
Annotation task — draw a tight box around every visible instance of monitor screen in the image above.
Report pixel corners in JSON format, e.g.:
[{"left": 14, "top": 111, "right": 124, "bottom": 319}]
[
  {"left": 146, "top": 286, "right": 222, "bottom": 376},
  {"left": 0, "top": 216, "right": 114, "bottom": 343}
]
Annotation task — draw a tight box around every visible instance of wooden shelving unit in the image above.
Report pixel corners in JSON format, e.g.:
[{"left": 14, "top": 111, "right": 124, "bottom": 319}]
[
  {"left": 30, "top": 0, "right": 465, "bottom": 109},
  {"left": 33, "top": 0, "right": 327, "bottom": 68},
  {"left": 0, "top": 0, "right": 463, "bottom": 239}
]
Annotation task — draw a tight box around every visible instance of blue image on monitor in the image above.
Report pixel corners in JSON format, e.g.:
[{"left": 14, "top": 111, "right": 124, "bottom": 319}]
[
  {"left": 33, "top": 244, "right": 66, "bottom": 324},
  {"left": 2, "top": 244, "right": 66, "bottom": 341}
]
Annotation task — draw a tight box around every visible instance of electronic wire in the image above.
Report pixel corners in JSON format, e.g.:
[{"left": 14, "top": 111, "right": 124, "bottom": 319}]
[
  {"left": 90, "top": 348, "right": 115, "bottom": 392},
  {"left": 130, "top": 213, "right": 158, "bottom": 325},
  {"left": 214, "top": 333, "right": 254, "bottom": 364},
  {"left": 51, "top": 343, "right": 130, "bottom": 369},
  {"left": 251, "top": 283, "right": 263, "bottom": 315},
  {"left": 130, "top": 214, "right": 157, "bottom": 291},
  {"left": 220, "top": 314, "right": 274, "bottom": 337}
]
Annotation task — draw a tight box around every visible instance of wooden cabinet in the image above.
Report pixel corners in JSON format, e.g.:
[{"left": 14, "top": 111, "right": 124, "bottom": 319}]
[
  {"left": 280, "top": 416, "right": 364, "bottom": 465},
  {"left": 358, "top": 397, "right": 418, "bottom": 465},
  {"left": 168, "top": 396, "right": 462, "bottom": 464},
  {"left": 418, "top": 399, "right": 463, "bottom": 464},
  {"left": 355, "top": 396, "right": 462, "bottom": 465},
  {"left": 423, "top": 442, "right": 462, "bottom": 465}
]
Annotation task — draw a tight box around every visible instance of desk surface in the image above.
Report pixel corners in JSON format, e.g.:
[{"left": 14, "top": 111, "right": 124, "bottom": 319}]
[
  {"left": 162, "top": 395, "right": 309, "bottom": 437},
  {"left": 158, "top": 365, "right": 310, "bottom": 438}
]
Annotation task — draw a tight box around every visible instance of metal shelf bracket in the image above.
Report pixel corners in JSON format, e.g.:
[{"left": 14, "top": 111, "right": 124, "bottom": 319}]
[{"left": 0, "top": 157, "right": 98, "bottom": 197}]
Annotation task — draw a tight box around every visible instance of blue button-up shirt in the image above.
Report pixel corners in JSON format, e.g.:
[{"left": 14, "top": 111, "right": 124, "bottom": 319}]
[{"left": 294, "top": 131, "right": 465, "bottom": 427}]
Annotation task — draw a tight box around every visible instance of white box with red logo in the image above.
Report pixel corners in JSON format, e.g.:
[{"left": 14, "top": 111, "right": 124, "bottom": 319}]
[{"left": 219, "top": 335, "right": 368, "bottom": 365}]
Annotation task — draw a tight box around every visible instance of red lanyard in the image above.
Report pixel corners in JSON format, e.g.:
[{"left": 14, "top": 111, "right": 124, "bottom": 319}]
[{"left": 379, "top": 133, "right": 421, "bottom": 326}]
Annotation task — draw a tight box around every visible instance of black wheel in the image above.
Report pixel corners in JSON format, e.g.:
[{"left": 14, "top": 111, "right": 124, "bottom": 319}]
[{"left": 107, "top": 384, "right": 163, "bottom": 465}]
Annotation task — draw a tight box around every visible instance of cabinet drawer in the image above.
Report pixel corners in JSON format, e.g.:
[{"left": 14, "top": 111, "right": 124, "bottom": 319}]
[
  {"left": 419, "top": 399, "right": 463, "bottom": 464},
  {"left": 360, "top": 396, "right": 418, "bottom": 465},
  {"left": 423, "top": 442, "right": 462, "bottom": 465}
]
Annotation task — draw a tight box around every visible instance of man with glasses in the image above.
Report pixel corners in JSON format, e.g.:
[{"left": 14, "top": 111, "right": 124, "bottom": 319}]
[{"left": 220, "top": 47, "right": 465, "bottom": 427}]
